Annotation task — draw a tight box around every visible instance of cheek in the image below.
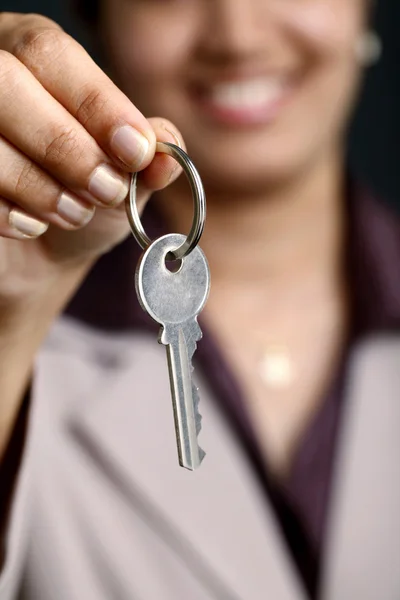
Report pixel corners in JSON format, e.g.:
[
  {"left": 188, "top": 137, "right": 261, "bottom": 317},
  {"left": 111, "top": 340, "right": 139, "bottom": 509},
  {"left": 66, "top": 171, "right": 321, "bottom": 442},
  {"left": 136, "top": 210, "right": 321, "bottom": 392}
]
[
  {"left": 277, "top": 1, "right": 365, "bottom": 134},
  {"left": 275, "top": 0, "right": 365, "bottom": 59}
]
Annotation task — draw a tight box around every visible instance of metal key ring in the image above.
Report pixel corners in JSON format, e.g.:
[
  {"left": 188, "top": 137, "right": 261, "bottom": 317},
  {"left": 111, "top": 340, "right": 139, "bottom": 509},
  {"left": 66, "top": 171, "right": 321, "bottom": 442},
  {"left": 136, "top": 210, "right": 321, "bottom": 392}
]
[{"left": 126, "top": 141, "right": 206, "bottom": 261}]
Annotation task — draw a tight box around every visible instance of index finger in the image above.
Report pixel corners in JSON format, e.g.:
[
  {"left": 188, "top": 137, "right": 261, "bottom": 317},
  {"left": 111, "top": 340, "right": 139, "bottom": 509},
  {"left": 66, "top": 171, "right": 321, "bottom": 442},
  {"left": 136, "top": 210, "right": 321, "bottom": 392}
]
[{"left": 1, "top": 13, "right": 156, "bottom": 171}]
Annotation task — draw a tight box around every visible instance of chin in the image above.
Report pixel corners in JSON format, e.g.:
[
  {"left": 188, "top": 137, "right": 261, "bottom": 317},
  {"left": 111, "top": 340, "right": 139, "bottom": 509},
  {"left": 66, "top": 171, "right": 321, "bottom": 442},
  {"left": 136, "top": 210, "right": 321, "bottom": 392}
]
[{"left": 187, "top": 142, "right": 310, "bottom": 196}]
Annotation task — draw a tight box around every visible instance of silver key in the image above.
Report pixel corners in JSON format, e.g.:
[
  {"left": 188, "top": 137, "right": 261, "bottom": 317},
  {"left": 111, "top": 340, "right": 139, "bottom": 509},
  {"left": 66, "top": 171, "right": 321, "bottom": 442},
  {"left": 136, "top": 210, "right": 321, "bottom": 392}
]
[{"left": 136, "top": 233, "right": 210, "bottom": 470}]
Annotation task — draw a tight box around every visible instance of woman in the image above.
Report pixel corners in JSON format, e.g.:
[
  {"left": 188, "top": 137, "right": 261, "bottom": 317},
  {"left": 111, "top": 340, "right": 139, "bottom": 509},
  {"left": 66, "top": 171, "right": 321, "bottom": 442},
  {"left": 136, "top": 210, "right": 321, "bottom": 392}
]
[{"left": 0, "top": 1, "right": 398, "bottom": 599}]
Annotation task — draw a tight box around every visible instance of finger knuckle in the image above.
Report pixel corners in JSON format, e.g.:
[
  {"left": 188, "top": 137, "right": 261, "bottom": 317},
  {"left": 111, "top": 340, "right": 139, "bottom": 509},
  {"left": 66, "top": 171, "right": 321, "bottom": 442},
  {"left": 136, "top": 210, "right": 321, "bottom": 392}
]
[
  {"left": 12, "top": 25, "right": 70, "bottom": 69},
  {"left": 75, "top": 87, "right": 110, "bottom": 128},
  {"left": 41, "top": 127, "right": 81, "bottom": 167},
  {"left": 0, "top": 49, "right": 20, "bottom": 88},
  {"left": 0, "top": 11, "right": 10, "bottom": 28},
  {"left": 14, "top": 161, "right": 42, "bottom": 197}
]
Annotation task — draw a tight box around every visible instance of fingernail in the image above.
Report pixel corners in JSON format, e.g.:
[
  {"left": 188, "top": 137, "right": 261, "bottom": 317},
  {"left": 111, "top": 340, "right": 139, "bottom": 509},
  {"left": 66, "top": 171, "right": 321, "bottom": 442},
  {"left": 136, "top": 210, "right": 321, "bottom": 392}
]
[
  {"left": 162, "top": 125, "right": 182, "bottom": 148},
  {"left": 88, "top": 164, "right": 129, "bottom": 206},
  {"left": 111, "top": 125, "right": 149, "bottom": 168},
  {"left": 57, "top": 191, "right": 95, "bottom": 226},
  {"left": 9, "top": 209, "right": 48, "bottom": 238}
]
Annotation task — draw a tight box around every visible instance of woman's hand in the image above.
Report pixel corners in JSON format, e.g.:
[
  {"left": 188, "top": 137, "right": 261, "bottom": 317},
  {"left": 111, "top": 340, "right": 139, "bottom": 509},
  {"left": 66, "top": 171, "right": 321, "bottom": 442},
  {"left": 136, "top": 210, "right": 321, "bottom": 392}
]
[
  {"left": 0, "top": 12, "right": 184, "bottom": 309},
  {"left": 0, "top": 13, "right": 184, "bottom": 445}
]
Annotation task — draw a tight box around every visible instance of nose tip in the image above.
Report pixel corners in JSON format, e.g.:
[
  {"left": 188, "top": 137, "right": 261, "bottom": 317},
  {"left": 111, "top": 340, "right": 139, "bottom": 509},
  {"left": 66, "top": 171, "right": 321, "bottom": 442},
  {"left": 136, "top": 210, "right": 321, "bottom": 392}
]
[{"left": 201, "top": 0, "right": 268, "bottom": 60}]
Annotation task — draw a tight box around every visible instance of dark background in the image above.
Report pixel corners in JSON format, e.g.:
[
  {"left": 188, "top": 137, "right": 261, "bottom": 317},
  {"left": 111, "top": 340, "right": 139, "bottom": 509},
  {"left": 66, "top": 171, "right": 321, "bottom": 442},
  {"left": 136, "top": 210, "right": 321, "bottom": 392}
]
[{"left": 1, "top": 0, "right": 399, "bottom": 206}]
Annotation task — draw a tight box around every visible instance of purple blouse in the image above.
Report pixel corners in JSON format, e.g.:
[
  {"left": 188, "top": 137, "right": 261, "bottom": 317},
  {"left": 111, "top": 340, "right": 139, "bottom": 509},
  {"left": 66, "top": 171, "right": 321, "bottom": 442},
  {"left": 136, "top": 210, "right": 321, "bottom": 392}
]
[{"left": 66, "top": 181, "right": 400, "bottom": 599}]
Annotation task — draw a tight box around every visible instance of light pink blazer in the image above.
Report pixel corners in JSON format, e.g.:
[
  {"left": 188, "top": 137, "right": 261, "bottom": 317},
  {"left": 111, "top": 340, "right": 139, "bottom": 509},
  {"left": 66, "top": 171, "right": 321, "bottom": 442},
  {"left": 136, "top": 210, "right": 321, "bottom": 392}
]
[{"left": 1, "top": 317, "right": 399, "bottom": 599}]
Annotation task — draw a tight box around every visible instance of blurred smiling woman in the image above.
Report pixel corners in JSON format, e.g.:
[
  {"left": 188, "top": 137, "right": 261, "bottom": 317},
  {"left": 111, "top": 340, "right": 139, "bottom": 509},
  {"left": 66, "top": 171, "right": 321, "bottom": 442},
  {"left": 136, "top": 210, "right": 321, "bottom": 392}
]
[{"left": 0, "top": 1, "right": 398, "bottom": 600}]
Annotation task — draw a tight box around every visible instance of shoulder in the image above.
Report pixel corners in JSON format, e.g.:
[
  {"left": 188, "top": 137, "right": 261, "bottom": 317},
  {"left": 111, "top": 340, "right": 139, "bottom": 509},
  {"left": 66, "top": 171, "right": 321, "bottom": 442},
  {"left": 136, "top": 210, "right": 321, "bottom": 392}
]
[{"left": 348, "top": 182, "right": 400, "bottom": 333}]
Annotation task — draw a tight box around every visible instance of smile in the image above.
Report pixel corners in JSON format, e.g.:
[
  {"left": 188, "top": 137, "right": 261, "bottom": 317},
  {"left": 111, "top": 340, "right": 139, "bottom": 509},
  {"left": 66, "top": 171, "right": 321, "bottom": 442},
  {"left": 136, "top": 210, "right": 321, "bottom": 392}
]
[{"left": 192, "top": 75, "right": 293, "bottom": 126}]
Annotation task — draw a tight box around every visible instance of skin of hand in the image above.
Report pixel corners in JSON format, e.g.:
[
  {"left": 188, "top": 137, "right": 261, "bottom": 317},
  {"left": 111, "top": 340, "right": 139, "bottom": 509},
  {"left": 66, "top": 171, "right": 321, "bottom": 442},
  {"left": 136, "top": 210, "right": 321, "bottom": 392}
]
[
  {"left": 0, "top": 12, "right": 185, "bottom": 302},
  {"left": 0, "top": 12, "right": 184, "bottom": 455}
]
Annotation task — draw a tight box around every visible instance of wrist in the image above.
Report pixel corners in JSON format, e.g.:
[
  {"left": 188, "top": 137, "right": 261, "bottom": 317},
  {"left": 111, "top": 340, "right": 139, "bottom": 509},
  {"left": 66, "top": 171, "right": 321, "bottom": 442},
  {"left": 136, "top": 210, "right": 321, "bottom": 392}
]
[
  {"left": 0, "top": 259, "right": 92, "bottom": 334},
  {"left": 0, "top": 260, "right": 92, "bottom": 457}
]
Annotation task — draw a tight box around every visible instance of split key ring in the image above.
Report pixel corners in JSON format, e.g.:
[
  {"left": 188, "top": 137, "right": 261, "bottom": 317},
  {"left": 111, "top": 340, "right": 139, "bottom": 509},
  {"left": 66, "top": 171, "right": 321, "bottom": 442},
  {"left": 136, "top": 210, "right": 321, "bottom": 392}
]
[{"left": 126, "top": 142, "right": 206, "bottom": 261}]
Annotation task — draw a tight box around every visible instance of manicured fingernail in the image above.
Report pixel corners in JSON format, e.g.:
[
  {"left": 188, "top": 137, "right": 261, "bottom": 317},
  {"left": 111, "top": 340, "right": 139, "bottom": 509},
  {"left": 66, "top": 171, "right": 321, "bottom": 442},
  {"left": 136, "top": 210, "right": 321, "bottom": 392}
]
[
  {"left": 88, "top": 164, "right": 129, "bottom": 206},
  {"left": 57, "top": 191, "right": 95, "bottom": 226},
  {"left": 111, "top": 125, "right": 149, "bottom": 168},
  {"left": 162, "top": 125, "right": 182, "bottom": 148},
  {"left": 9, "top": 209, "right": 48, "bottom": 238}
]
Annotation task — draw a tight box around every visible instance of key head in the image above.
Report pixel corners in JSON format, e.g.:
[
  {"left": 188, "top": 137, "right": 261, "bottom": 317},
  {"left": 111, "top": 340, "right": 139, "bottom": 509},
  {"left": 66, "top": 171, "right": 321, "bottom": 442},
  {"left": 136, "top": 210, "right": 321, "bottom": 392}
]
[{"left": 136, "top": 233, "right": 210, "bottom": 327}]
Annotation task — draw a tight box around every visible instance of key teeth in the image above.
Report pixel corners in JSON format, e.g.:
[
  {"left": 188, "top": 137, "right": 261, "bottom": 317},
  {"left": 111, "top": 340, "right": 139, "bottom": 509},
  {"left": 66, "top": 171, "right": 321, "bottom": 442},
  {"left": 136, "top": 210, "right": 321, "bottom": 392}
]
[
  {"left": 192, "top": 381, "right": 206, "bottom": 464},
  {"left": 163, "top": 324, "right": 206, "bottom": 468},
  {"left": 193, "top": 382, "right": 202, "bottom": 435},
  {"left": 187, "top": 333, "right": 205, "bottom": 441}
]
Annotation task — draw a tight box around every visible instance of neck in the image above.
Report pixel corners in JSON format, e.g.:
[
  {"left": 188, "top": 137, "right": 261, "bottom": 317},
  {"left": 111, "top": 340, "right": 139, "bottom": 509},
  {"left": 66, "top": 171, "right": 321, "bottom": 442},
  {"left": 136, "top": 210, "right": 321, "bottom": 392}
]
[{"left": 155, "top": 152, "right": 346, "bottom": 292}]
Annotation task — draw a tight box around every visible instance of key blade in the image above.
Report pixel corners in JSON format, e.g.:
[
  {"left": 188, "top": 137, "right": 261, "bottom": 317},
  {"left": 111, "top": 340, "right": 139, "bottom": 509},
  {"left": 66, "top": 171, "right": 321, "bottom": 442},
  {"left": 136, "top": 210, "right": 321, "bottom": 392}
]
[
  {"left": 193, "top": 382, "right": 202, "bottom": 436},
  {"left": 165, "top": 328, "right": 205, "bottom": 471},
  {"left": 180, "top": 326, "right": 206, "bottom": 467}
]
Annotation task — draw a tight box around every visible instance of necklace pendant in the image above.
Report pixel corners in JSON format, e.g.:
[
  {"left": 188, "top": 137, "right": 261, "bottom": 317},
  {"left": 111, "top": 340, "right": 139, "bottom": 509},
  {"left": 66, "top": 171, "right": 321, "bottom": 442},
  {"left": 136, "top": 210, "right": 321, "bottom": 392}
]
[{"left": 259, "top": 344, "right": 295, "bottom": 390}]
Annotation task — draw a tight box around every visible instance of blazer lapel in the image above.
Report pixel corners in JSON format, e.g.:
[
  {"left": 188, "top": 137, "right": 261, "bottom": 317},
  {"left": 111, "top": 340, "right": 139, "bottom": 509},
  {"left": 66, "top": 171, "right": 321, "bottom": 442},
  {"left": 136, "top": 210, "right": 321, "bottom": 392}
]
[
  {"left": 38, "top": 317, "right": 306, "bottom": 600},
  {"left": 321, "top": 337, "right": 400, "bottom": 600}
]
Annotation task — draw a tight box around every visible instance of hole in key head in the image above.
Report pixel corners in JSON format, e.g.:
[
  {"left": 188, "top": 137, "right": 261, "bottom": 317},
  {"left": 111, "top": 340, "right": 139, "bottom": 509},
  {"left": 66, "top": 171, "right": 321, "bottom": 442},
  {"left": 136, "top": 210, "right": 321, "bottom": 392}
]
[{"left": 165, "top": 251, "right": 183, "bottom": 273}]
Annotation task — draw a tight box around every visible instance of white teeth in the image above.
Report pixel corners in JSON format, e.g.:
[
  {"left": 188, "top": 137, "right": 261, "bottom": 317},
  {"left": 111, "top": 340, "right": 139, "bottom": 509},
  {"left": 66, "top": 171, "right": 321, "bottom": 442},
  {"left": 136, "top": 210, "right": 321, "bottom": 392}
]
[{"left": 209, "top": 78, "right": 286, "bottom": 111}]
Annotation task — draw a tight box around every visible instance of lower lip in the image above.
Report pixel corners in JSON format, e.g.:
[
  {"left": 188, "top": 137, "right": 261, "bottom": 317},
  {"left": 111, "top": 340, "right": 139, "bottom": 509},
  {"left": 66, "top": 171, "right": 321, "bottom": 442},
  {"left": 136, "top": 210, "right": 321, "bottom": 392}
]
[{"left": 192, "top": 86, "right": 293, "bottom": 127}]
